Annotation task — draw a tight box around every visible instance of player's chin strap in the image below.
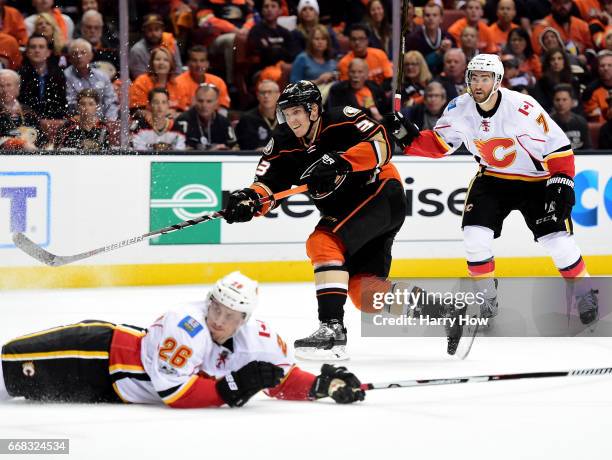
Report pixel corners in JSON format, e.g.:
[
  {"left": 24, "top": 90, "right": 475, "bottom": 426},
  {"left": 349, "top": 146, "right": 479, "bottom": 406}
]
[{"left": 469, "top": 81, "right": 501, "bottom": 107}]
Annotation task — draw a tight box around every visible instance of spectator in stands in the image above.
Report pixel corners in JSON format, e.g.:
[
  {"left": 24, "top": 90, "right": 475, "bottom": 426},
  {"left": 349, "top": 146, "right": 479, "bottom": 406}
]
[
  {"left": 291, "top": 0, "right": 340, "bottom": 57},
  {"left": 405, "top": 1, "right": 454, "bottom": 76},
  {"left": 64, "top": 38, "right": 118, "bottom": 121},
  {"left": 401, "top": 50, "right": 432, "bottom": 109},
  {"left": 247, "top": 0, "right": 297, "bottom": 73},
  {"left": 460, "top": 25, "right": 480, "bottom": 62},
  {"left": 503, "top": 27, "right": 542, "bottom": 80},
  {"left": 488, "top": 0, "right": 518, "bottom": 52},
  {"left": 129, "top": 46, "right": 189, "bottom": 115},
  {"left": 25, "top": 0, "right": 74, "bottom": 41},
  {"left": 175, "top": 84, "right": 237, "bottom": 150},
  {"left": 598, "top": 99, "right": 612, "bottom": 148},
  {"left": 551, "top": 83, "right": 591, "bottom": 149},
  {"left": 532, "top": 48, "right": 581, "bottom": 112},
  {"left": 131, "top": 88, "right": 186, "bottom": 151},
  {"left": 447, "top": 0, "right": 497, "bottom": 54},
  {"left": 538, "top": 26, "right": 583, "bottom": 67},
  {"left": 327, "top": 58, "right": 387, "bottom": 121},
  {"left": 78, "top": 10, "right": 119, "bottom": 68},
  {"left": 404, "top": 80, "right": 447, "bottom": 130},
  {"left": 0, "top": 0, "right": 27, "bottom": 46},
  {"left": 364, "top": 0, "right": 392, "bottom": 58},
  {"left": 435, "top": 48, "right": 467, "bottom": 100},
  {"left": 501, "top": 54, "right": 534, "bottom": 87},
  {"left": 33, "top": 13, "right": 66, "bottom": 58},
  {"left": 531, "top": 0, "right": 593, "bottom": 57},
  {"left": 583, "top": 51, "right": 612, "bottom": 121},
  {"left": 289, "top": 24, "right": 338, "bottom": 89},
  {"left": 129, "top": 14, "right": 182, "bottom": 79},
  {"left": 235, "top": 79, "right": 280, "bottom": 151},
  {"left": 18, "top": 34, "right": 67, "bottom": 119},
  {"left": 195, "top": 0, "right": 254, "bottom": 85},
  {"left": 590, "top": 0, "right": 612, "bottom": 50},
  {"left": 573, "top": 0, "right": 602, "bottom": 21},
  {"left": 337, "top": 23, "right": 393, "bottom": 89},
  {"left": 176, "top": 46, "right": 231, "bottom": 116},
  {"left": 0, "top": 69, "right": 46, "bottom": 150},
  {"left": 55, "top": 88, "right": 111, "bottom": 150},
  {"left": 0, "top": 32, "right": 22, "bottom": 70}
]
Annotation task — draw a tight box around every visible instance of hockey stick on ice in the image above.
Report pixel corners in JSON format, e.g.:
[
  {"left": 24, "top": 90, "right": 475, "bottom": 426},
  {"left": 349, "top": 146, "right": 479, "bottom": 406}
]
[
  {"left": 12, "top": 184, "right": 309, "bottom": 267},
  {"left": 360, "top": 366, "right": 612, "bottom": 391}
]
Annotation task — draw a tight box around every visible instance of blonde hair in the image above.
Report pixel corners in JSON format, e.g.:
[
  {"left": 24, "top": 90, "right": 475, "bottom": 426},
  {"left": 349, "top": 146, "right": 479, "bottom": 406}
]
[
  {"left": 34, "top": 13, "right": 65, "bottom": 55},
  {"left": 404, "top": 50, "right": 432, "bottom": 85},
  {"left": 306, "top": 24, "right": 332, "bottom": 60}
]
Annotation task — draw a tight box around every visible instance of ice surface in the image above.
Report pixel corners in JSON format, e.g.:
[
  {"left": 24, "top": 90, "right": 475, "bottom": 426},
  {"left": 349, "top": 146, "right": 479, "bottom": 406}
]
[{"left": 1, "top": 283, "right": 611, "bottom": 460}]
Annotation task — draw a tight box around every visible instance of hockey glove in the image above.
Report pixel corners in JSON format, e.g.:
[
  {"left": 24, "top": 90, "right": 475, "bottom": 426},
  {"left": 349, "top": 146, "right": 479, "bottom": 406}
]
[
  {"left": 383, "top": 111, "right": 420, "bottom": 150},
  {"left": 223, "top": 188, "right": 262, "bottom": 224},
  {"left": 309, "top": 364, "right": 365, "bottom": 404},
  {"left": 544, "top": 174, "right": 575, "bottom": 221},
  {"left": 216, "top": 361, "right": 285, "bottom": 407},
  {"left": 306, "top": 152, "right": 352, "bottom": 196}
]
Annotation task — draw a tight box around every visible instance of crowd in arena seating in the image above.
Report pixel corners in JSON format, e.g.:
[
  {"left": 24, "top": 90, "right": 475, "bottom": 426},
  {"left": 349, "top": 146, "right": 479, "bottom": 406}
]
[{"left": 0, "top": 0, "right": 610, "bottom": 151}]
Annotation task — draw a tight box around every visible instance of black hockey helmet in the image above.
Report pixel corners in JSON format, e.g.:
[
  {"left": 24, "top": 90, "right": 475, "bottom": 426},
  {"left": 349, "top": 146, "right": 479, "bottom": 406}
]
[{"left": 276, "top": 80, "right": 322, "bottom": 124}]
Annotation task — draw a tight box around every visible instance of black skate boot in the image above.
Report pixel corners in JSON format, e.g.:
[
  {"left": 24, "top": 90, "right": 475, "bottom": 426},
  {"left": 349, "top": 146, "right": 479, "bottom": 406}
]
[
  {"left": 444, "top": 306, "right": 466, "bottom": 356},
  {"left": 294, "top": 320, "right": 348, "bottom": 360},
  {"left": 577, "top": 289, "right": 599, "bottom": 327}
]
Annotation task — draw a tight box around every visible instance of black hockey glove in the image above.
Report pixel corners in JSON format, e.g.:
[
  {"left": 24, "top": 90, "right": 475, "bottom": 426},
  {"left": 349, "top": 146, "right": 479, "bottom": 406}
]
[
  {"left": 216, "top": 361, "right": 285, "bottom": 407},
  {"left": 223, "top": 188, "right": 262, "bottom": 224},
  {"left": 309, "top": 364, "right": 365, "bottom": 404},
  {"left": 544, "top": 174, "right": 575, "bottom": 221},
  {"left": 383, "top": 111, "right": 420, "bottom": 150},
  {"left": 306, "top": 152, "right": 352, "bottom": 196}
]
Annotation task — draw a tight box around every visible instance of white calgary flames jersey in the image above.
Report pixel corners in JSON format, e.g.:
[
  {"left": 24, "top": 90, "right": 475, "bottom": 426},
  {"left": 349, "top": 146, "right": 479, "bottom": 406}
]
[
  {"left": 432, "top": 88, "right": 572, "bottom": 179},
  {"left": 111, "top": 302, "right": 294, "bottom": 405}
]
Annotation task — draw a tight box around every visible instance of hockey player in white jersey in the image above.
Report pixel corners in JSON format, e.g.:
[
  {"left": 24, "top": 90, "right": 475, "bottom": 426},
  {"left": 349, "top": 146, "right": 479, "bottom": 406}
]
[
  {"left": 388, "top": 54, "right": 598, "bottom": 329},
  {"left": 0, "top": 272, "right": 365, "bottom": 406}
]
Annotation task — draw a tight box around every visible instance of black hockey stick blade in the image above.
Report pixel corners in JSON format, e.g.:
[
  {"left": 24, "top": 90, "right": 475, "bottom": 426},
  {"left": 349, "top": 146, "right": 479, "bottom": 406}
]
[{"left": 360, "top": 366, "right": 612, "bottom": 391}]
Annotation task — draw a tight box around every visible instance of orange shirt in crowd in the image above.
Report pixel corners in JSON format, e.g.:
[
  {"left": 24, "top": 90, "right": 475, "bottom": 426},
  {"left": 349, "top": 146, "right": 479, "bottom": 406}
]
[
  {"left": 447, "top": 18, "right": 497, "bottom": 54},
  {"left": 488, "top": 22, "right": 519, "bottom": 52},
  {"left": 531, "top": 15, "right": 593, "bottom": 55},
  {"left": 51, "top": 7, "right": 69, "bottom": 42},
  {"left": 520, "top": 54, "right": 542, "bottom": 79},
  {"left": 337, "top": 48, "right": 393, "bottom": 86},
  {"left": 175, "top": 71, "right": 231, "bottom": 109},
  {"left": 584, "top": 85, "right": 610, "bottom": 122},
  {"left": 1, "top": 5, "right": 27, "bottom": 46},
  {"left": 129, "top": 74, "right": 190, "bottom": 112},
  {"left": 354, "top": 86, "right": 376, "bottom": 109},
  {"left": 573, "top": 0, "right": 601, "bottom": 21},
  {"left": 0, "top": 32, "right": 22, "bottom": 70}
]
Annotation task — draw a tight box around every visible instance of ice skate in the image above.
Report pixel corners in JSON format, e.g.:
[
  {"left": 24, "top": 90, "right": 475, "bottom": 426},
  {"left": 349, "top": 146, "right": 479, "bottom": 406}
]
[
  {"left": 576, "top": 289, "right": 599, "bottom": 330},
  {"left": 294, "top": 320, "right": 348, "bottom": 361}
]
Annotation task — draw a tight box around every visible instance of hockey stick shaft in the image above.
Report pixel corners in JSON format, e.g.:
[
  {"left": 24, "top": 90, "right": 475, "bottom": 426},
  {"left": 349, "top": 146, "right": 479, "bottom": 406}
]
[
  {"left": 13, "top": 184, "right": 308, "bottom": 267},
  {"left": 360, "top": 366, "right": 612, "bottom": 391},
  {"left": 393, "top": 0, "right": 410, "bottom": 112}
]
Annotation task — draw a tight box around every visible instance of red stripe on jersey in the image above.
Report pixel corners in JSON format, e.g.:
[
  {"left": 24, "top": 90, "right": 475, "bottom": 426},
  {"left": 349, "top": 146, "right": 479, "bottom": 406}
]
[
  {"left": 109, "top": 328, "right": 145, "bottom": 370},
  {"left": 546, "top": 155, "right": 575, "bottom": 178},
  {"left": 559, "top": 257, "right": 587, "bottom": 279},
  {"left": 467, "top": 259, "right": 495, "bottom": 278},
  {"left": 403, "top": 130, "right": 449, "bottom": 158},
  {"left": 167, "top": 376, "right": 225, "bottom": 408},
  {"left": 265, "top": 366, "right": 317, "bottom": 401}
]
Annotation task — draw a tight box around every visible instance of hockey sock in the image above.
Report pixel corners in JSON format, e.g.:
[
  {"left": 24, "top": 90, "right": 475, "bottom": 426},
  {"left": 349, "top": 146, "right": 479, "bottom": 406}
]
[
  {"left": 537, "top": 232, "right": 589, "bottom": 278},
  {"left": 314, "top": 265, "right": 349, "bottom": 323}
]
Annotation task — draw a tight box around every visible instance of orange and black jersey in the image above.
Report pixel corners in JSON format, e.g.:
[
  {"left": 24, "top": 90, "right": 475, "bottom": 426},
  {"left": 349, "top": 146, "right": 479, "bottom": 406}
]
[{"left": 251, "top": 106, "right": 400, "bottom": 217}]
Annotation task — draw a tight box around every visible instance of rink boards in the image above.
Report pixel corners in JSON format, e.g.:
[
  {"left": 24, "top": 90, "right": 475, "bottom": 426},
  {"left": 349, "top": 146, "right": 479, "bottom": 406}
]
[{"left": 1, "top": 154, "right": 611, "bottom": 288}]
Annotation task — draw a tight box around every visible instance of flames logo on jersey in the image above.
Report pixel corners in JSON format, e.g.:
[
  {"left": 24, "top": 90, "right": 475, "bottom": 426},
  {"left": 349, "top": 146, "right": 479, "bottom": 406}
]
[{"left": 474, "top": 137, "right": 516, "bottom": 168}]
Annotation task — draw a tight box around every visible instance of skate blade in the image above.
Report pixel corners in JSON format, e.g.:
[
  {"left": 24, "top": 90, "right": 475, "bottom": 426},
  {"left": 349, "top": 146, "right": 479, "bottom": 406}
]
[
  {"left": 454, "top": 323, "right": 479, "bottom": 360},
  {"left": 295, "top": 346, "right": 349, "bottom": 361}
]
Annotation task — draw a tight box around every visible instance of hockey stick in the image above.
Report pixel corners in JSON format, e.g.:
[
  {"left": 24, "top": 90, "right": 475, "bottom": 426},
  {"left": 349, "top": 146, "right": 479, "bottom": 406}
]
[
  {"left": 12, "top": 184, "right": 308, "bottom": 267},
  {"left": 361, "top": 366, "right": 612, "bottom": 391},
  {"left": 393, "top": 0, "right": 411, "bottom": 112}
]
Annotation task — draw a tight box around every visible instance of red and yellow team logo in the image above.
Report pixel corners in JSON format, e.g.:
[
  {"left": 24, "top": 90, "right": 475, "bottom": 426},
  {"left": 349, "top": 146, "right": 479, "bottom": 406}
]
[{"left": 474, "top": 137, "right": 516, "bottom": 168}]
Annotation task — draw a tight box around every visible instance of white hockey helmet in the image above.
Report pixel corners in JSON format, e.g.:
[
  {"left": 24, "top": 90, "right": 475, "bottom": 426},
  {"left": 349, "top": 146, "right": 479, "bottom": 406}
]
[
  {"left": 209, "top": 271, "right": 259, "bottom": 322},
  {"left": 465, "top": 54, "right": 504, "bottom": 104}
]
